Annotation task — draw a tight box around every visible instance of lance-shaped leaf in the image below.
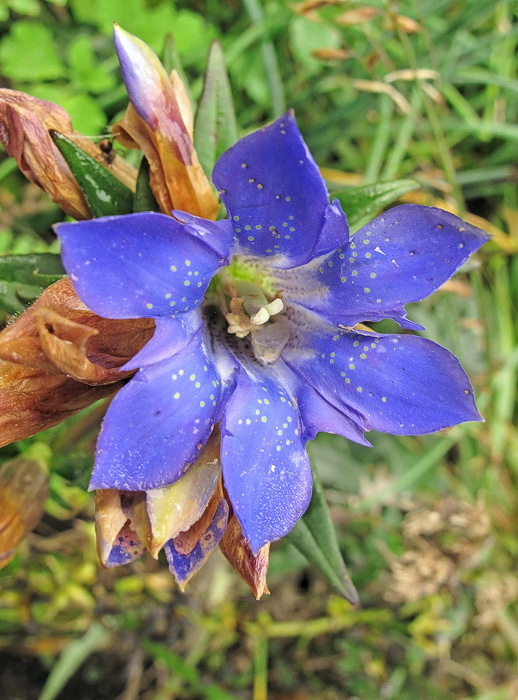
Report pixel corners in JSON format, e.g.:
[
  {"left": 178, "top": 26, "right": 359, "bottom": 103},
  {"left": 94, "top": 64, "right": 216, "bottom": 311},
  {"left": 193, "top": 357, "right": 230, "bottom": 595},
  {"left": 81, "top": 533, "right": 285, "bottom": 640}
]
[
  {"left": 0, "top": 457, "right": 49, "bottom": 568},
  {"left": 112, "top": 25, "right": 218, "bottom": 220},
  {"left": 194, "top": 41, "right": 238, "bottom": 178},
  {"left": 133, "top": 157, "right": 160, "bottom": 213},
  {"left": 332, "top": 178, "right": 419, "bottom": 232},
  {"left": 0, "top": 253, "right": 65, "bottom": 316},
  {"left": 161, "top": 33, "right": 193, "bottom": 108},
  {"left": 51, "top": 131, "right": 134, "bottom": 217},
  {"left": 284, "top": 461, "right": 359, "bottom": 605}
]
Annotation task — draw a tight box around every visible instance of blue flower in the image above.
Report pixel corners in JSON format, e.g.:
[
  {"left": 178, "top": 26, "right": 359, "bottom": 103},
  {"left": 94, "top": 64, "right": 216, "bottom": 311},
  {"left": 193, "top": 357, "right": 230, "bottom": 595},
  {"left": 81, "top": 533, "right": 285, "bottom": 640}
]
[{"left": 56, "top": 114, "right": 489, "bottom": 554}]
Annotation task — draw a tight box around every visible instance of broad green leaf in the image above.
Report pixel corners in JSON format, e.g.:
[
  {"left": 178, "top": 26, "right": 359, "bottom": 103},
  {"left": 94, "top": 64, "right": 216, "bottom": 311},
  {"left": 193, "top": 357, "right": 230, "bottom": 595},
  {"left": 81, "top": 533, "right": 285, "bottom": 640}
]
[
  {"left": 69, "top": 0, "right": 177, "bottom": 53},
  {"left": 172, "top": 10, "right": 218, "bottom": 59},
  {"left": 7, "top": 0, "right": 40, "bottom": 16},
  {"left": 284, "top": 463, "right": 359, "bottom": 604},
  {"left": 0, "top": 253, "right": 65, "bottom": 315},
  {"left": 332, "top": 179, "right": 419, "bottom": 232},
  {"left": 289, "top": 16, "right": 342, "bottom": 76},
  {"left": 31, "top": 85, "right": 107, "bottom": 135},
  {"left": 67, "top": 35, "right": 116, "bottom": 95},
  {"left": 133, "top": 158, "right": 160, "bottom": 213},
  {"left": 0, "top": 21, "right": 66, "bottom": 81},
  {"left": 51, "top": 131, "right": 134, "bottom": 217},
  {"left": 194, "top": 41, "right": 238, "bottom": 178}
]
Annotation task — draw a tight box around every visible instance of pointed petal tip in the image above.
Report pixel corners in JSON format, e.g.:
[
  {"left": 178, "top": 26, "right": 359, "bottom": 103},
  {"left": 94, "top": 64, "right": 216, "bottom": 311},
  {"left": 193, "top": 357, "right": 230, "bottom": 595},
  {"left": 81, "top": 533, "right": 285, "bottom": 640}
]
[{"left": 254, "top": 584, "right": 270, "bottom": 601}]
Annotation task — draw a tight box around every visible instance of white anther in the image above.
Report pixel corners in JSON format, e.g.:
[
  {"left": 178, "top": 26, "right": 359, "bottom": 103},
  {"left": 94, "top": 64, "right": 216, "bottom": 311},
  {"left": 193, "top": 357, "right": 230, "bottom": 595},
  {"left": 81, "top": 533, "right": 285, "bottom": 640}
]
[
  {"left": 265, "top": 298, "right": 284, "bottom": 316},
  {"left": 250, "top": 307, "right": 270, "bottom": 325}
]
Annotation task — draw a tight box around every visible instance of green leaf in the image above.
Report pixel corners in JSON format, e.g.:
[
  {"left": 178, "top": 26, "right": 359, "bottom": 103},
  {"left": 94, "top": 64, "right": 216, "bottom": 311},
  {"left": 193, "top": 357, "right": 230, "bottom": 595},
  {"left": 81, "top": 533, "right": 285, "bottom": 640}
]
[
  {"left": 162, "top": 33, "right": 194, "bottom": 107},
  {"left": 289, "top": 16, "right": 342, "bottom": 76},
  {"left": 50, "top": 131, "right": 134, "bottom": 218},
  {"left": 31, "top": 85, "right": 107, "bottom": 136},
  {"left": 284, "top": 462, "right": 359, "bottom": 604},
  {"left": 0, "top": 21, "right": 66, "bottom": 81},
  {"left": 194, "top": 41, "right": 238, "bottom": 177},
  {"left": 38, "top": 623, "right": 111, "bottom": 700},
  {"left": 67, "top": 35, "right": 116, "bottom": 95},
  {"left": 133, "top": 158, "right": 160, "bottom": 213},
  {"left": 0, "top": 253, "right": 65, "bottom": 315},
  {"left": 332, "top": 179, "right": 420, "bottom": 232}
]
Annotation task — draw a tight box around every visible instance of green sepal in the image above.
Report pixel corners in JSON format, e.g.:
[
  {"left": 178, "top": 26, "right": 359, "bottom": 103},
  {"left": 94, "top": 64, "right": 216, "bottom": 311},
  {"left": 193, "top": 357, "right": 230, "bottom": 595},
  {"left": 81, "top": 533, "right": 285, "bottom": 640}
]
[
  {"left": 194, "top": 41, "right": 238, "bottom": 178},
  {"left": 0, "top": 253, "right": 65, "bottom": 315},
  {"left": 50, "top": 130, "right": 134, "bottom": 218},
  {"left": 332, "top": 179, "right": 419, "bottom": 232},
  {"left": 133, "top": 157, "right": 160, "bottom": 213},
  {"left": 285, "top": 462, "right": 359, "bottom": 605}
]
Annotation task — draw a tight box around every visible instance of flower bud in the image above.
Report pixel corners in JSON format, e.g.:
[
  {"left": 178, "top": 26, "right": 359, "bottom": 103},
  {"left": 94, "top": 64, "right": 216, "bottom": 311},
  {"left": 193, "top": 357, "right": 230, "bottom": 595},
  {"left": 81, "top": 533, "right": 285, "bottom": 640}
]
[{"left": 112, "top": 25, "right": 218, "bottom": 220}]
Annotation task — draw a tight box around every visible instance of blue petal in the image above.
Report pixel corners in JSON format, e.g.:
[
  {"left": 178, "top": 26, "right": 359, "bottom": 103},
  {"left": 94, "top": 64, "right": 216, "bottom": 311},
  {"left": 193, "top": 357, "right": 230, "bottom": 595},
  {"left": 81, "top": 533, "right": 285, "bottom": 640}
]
[
  {"left": 105, "top": 522, "right": 145, "bottom": 567},
  {"left": 90, "top": 329, "right": 222, "bottom": 490},
  {"left": 172, "top": 211, "right": 234, "bottom": 258},
  {"left": 56, "top": 212, "right": 228, "bottom": 319},
  {"left": 213, "top": 113, "right": 343, "bottom": 268},
  {"left": 122, "top": 314, "right": 202, "bottom": 371},
  {"left": 274, "top": 205, "right": 489, "bottom": 327},
  {"left": 296, "top": 383, "right": 372, "bottom": 446},
  {"left": 282, "top": 312, "right": 482, "bottom": 435},
  {"left": 221, "top": 370, "right": 312, "bottom": 553},
  {"left": 164, "top": 498, "right": 229, "bottom": 587},
  {"left": 312, "top": 198, "right": 350, "bottom": 258}
]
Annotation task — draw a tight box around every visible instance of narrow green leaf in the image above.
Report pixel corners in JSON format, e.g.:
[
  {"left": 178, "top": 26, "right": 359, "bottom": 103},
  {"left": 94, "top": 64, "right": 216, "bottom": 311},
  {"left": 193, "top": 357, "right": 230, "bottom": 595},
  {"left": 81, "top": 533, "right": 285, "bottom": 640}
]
[
  {"left": 141, "top": 640, "right": 236, "bottom": 700},
  {"left": 0, "top": 253, "right": 65, "bottom": 315},
  {"left": 194, "top": 41, "right": 238, "bottom": 177},
  {"left": 332, "top": 179, "right": 419, "bottom": 232},
  {"left": 161, "top": 32, "right": 194, "bottom": 107},
  {"left": 50, "top": 130, "right": 134, "bottom": 217},
  {"left": 133, "top": 157, "right": 160, "bottom": 213},
  {"left": 38, "top": 623, "right": 110, "bottom": 700},
  {"left": 285, "top": 463, "right": 359, "bottom": 604}
]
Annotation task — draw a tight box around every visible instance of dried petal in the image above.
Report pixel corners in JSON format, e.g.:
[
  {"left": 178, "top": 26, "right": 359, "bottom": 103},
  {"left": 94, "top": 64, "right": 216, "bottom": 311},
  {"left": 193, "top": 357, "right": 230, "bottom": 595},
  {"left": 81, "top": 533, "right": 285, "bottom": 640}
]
[
  {"left": 173, "top": 479, "right": 223, "bottom": 556},
  {"left": 0, "top": 89, "right": 136, "bottom": 219},
  {"left": 95, "top": 490, "right": 151, "bottom": 568},
  {"left": 220, "top": 510, "right": 270, "bottom": 600},
  {"left": 0, "top": 457, "right": 48, "bottom": 568},
  {"left": 164, "top": 497, "right": 229, "bottom": 591},
  {"left": 0, "top": 278, "right": 154, "bottom": 446},
  {"left": 146, "top": 430, "right": 221, "bottom": 557}
]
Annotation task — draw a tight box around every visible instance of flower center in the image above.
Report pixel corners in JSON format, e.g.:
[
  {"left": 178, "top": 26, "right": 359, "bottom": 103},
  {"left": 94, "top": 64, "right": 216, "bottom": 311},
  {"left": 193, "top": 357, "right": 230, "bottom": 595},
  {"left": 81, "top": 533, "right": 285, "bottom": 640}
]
[{"left": 204, "top": 257, "right": 290, "bottom": 365}]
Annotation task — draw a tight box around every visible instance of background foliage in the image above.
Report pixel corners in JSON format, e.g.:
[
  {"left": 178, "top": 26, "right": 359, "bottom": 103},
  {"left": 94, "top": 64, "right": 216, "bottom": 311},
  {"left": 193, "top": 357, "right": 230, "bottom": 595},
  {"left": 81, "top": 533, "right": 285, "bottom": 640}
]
[{"left": 0, "top": 0, "right": 517, "bottom": 698}]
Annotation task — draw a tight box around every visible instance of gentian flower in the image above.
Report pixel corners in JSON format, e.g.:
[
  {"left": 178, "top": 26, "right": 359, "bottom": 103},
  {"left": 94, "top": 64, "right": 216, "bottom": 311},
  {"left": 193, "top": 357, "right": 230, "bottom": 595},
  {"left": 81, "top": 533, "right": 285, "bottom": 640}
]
[{"left": 56, "top": 113, "right": 489, "bottom": 559}]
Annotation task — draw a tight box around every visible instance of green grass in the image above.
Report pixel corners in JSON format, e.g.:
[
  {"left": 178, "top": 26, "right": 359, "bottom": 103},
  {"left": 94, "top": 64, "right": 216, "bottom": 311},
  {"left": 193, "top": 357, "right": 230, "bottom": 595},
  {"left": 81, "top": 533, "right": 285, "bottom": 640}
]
[{"left": 0, "top": 1, "right": 517, "bottom": 698}]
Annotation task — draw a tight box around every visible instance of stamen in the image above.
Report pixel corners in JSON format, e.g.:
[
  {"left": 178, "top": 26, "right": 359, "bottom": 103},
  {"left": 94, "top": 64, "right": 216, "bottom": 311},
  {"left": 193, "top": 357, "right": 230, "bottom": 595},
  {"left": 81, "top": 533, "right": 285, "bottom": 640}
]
[
  {"left": 250, "top": 307, "right": 270, "bottom": 325},
  {"left": 250, "top": 298, "right": 284, "bottom": 326},
  {"left": 265, "top": 298, "right": 283, "bottom": 316}
]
